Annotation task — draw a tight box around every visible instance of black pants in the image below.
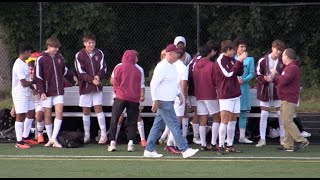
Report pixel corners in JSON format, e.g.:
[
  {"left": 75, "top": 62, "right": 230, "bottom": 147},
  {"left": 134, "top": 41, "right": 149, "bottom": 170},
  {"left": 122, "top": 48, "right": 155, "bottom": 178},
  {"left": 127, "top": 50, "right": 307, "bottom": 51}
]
[{"left": 108, "top": 98, "right": 139, "bottom": 142}]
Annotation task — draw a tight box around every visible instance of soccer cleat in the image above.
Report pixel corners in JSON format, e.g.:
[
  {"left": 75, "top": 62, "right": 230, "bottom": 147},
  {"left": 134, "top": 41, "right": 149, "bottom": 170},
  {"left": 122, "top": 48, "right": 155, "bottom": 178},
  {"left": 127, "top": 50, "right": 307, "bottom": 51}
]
[
  {"left": 277, "top": 147, "right": 294, "bottom": 152},
  {"left": 225, "top": 146, "right": 241, "bottom": 153},
  {"left": 108, "top": 141, "right": 117, "bottom": 152},
  {"left": 200, "top": 145, "right": 210, "bottom": 151},
  {"left": 182, "top": 148, "right": 199, "bottom": 158},
  {"left": 192, "top": 137, "right": 201, "bottom": 145},
  {"left": 217, "top": 147, "right": 224, "bottom": 155},
  {"left": 15, "top": 143, "right": 30, "bottom": 149},
  {"left": 256, "top": 139, "right": 266, "bottom": 147},
  {"left": 37, "top": 133, "right": 45, "bottom": 143},
  {"left": 52, "top": 139, "right": 63, "bottom": 148},
  {"left": 143, "top": 150, "right": 163, "bottom": 158},
  {"left": 140, "top": 139, "right": 147, "bottom": 147},
  {"left": 209, "top": 144, "right": 219, "bottom": 151},
  {"left": 23, "top": 138, "right": 39, "bottom": 145},
  {"left": 238, "top": 137, "right": 253, "bottom": 144},
  {"left": 294, "top": 141, "right": 309, "bottom": 151},
  {"left": 44, "top": 140, "right": 53, "bottom": 147},
  {"left": 98, "top": 136, "right": 108, "bottom": 144}
]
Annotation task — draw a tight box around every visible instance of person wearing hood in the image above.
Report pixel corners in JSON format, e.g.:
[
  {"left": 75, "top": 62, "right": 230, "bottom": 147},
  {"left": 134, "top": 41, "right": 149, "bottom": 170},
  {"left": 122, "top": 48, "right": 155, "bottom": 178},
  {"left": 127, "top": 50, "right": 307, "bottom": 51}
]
[
  {"left": 108, "top": 50, "right": 141, "bottom": 152},
  {"left": 35, "top": 37, "right": 78, "bottom": 148},
  {"left": 174, "top": 36, "right": 192, "bottom": 66},
  {"left": 74, "top": 34, "right": 108, "bottom": 145},
  {"left": 193, "top": 44, "right": 220, "bottom": 151},
  {"left": 214, "top": 40, "right": 246, "bottom": 155}
]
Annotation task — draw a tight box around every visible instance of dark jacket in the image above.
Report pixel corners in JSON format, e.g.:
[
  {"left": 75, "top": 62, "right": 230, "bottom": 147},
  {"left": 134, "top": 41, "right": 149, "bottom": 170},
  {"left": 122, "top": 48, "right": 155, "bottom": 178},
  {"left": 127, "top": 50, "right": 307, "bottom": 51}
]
[
  {"left": 256, "top": 54, "right": 285, "bottom": 102},
  {"left": 187, "top": 55, "right": 200, "bottom": 96},
  {"left": 75, "top": 48, "right": 106, "bottom": 95},
  {"left": 214, "top": 54, "right": 243, "bottom": 99},
  {"left": 112, "top": 50, "right": 141, "bottom": 103},
  {"left": 35, "top": 51, "right": 75, "bottom": 97}
]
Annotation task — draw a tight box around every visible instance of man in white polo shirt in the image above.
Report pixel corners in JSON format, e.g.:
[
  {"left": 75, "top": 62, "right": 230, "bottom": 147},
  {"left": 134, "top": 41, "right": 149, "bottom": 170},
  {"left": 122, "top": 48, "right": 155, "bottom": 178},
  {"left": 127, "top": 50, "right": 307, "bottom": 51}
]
[{"left": 143, "top": 44, "right": 199, "bottom": 159}]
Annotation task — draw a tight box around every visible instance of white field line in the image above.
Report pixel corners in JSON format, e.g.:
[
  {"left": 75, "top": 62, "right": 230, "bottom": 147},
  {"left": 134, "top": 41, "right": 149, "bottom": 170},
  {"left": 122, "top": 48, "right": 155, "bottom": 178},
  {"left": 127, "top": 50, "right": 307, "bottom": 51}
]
[{"left": 0, "top": 155, "right": 320, "bottom": 160}]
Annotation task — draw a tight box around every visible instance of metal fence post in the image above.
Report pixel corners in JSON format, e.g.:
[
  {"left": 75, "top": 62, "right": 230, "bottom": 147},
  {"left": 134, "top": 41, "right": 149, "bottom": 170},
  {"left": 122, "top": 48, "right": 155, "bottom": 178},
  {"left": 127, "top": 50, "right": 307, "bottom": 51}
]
[{"left": 39, "top": 2, "right": 43, "bottom": 51}]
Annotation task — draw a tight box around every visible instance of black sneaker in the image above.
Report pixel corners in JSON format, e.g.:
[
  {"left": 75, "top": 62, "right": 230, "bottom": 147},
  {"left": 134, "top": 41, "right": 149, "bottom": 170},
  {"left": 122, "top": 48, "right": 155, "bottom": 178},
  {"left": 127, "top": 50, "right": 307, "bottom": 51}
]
[
  {"left": 277, "top": 147, "right": 294, "bottom": 152},
  {"left": 217, "top": 147, "right": 224, "bottom": 155},
  {"left": 209, "top": 144, "right": 219, "bottom": 151},
  {"left": 225, "top": 146, "right": 241, "bottom": 153},
  {"left": 294, "top": 141, "right": 309, "bottom": 151}
]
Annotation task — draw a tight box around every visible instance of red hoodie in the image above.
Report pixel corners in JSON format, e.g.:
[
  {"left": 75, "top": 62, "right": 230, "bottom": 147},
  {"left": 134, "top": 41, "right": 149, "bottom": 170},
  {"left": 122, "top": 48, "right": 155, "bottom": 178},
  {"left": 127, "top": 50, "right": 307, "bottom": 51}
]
[
  {"left": 112, "top": 50, "right": 141, "bottom": 103},
  {"left": 193, "top": 57, "right": 217, "bottom": 100}
]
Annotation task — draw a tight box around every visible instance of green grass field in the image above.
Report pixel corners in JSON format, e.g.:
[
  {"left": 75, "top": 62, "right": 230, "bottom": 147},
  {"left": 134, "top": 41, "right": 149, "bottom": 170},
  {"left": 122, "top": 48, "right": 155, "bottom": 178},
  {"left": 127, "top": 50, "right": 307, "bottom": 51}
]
[{"left": 0, "top": 143, "right": 319, "bottom": 178}]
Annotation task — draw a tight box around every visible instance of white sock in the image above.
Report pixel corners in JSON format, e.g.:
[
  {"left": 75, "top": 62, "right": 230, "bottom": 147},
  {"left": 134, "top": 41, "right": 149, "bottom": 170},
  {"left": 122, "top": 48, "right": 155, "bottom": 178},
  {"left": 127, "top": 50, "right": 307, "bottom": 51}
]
[
  {"left": 115, "top": 124, "right": 121, "bottom": 140},
  {"left": 97, "top": 112, "right": 107, "bottom": 137},
  {"left": 51, "top": 119, "right": 62, "bottom": 140},
  {"left": 45, "top": 124, "right": 53, "bottom": 139},
  {"left": 160, "top": 126, "right": 170, "bottom": 140},
  {"left": 83, "top": 114, "right": 90, "bottom": 137},
  {"left": 37, "top": 121, "right": 45, "bottom": 132},
  {"left": 259, "top": 110, "right": 269, "bottom": 140},
  {"left": 166, "top": 131, "right": 175, "bottom": 146},
  {"left": 192, "top": 123, "right": 200, "bottom": 138},
  {"left": 276, "top": 111, "right": 285, "bottom": 138},
  {"left": 182, "top": 118, "right": 189, "bottom": 137},
  {"left": 211, "top": 122, "right": 220, "bottom": 145},
  {"left": 22, "top": 118, "right": 34, "bottom": 138},
  {"left": 137, "top": 120, "right": 145, "bottom": 140},
  {"left": 128, "top": 140, "right": 133, "bottom": 146},
  {"left": 199, "top": 126, "right": 207, "bottom": 147},
  {"left": 15, "top": 121, "right": 24, "bottom": 142},
  {"left": 227, "top": 121, "right": 237, "bottom": 147},
  {"left": 239, "top": 128, "right": 246, "bottom": 139},
  {"left": 218, "top": 123, "right": 227, "bottom": 147}
]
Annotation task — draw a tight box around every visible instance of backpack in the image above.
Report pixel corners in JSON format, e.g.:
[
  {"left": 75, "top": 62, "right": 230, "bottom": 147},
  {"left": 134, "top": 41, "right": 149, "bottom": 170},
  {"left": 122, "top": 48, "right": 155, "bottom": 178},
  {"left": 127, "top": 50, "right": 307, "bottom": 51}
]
[
  {"left": 0, "top": 108, "right": 15, "bottom": 131},
  {"left": 57, "top": 131, "right": 84, "bottom": 148}
]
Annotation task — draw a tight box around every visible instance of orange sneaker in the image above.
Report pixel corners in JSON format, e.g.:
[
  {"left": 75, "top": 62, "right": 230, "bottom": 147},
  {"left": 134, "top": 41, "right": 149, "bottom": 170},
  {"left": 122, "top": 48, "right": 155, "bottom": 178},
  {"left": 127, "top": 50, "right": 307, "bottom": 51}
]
[
  {"left": 15, "top": 143, "right": 30, "bottom": 149},
  {"left": 140, "top": 139, "right": 147, "bottom": 147},
  {"left": 37, "top": 133, "right": 45, "bottom": 143},
  {"left": 23, "top": 139, "right": 39, "bottom": 145}
]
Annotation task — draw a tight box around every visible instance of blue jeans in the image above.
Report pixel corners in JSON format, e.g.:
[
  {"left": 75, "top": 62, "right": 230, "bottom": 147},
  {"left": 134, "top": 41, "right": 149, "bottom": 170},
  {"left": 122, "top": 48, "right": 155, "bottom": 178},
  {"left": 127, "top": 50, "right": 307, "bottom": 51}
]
[{"left": 145, "top": 101, "right": 188, "bottom": 152}]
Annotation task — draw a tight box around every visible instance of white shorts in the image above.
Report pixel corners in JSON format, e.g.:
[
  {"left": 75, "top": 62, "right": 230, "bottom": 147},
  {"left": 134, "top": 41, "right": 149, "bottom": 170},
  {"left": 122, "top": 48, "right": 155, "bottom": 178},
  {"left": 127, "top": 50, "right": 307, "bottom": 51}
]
[
  {"left": 13, "top": 96, "right": 35, "bottom": 114},
  {"left": 34, "top": 95, "right": 43, "bottom": 112},
  {"left": 41, "top": 95, "right": 64, "bottom": 108},
  {"left": 260, "top": 100, "right": 281, "bottom": 108},
  {"left": 219, "top": 96, "right": 240, "bottom": 113},
  {"left": 174, "top": 96, "right": 185, "bottom": 117},
  {"left": 196, "top": 100, "right": 219, "bottom": 115},
  {"left": 187, "top": 96, "right": 197, "bottom": 107},
  {"left": 79, "top": 91, "right": 103, "bottom": 107}
]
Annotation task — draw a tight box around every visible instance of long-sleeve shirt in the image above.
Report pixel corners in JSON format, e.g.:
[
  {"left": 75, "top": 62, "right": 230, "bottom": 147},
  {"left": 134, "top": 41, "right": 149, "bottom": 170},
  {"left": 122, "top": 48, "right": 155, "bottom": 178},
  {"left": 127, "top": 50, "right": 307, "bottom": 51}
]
[
  {"left": 273, "top": 61, "right": 300, "bottom": 104},
  {"left": 150, "top": 59, "right": 179, "bottom": 101}
]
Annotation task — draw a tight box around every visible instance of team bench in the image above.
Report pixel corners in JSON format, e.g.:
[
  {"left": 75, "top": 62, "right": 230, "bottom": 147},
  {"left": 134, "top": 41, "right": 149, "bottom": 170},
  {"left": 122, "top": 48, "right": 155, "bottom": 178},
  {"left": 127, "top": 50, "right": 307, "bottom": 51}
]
[{"left": 52, "top": 86, "right": 279, "bottom": 119}]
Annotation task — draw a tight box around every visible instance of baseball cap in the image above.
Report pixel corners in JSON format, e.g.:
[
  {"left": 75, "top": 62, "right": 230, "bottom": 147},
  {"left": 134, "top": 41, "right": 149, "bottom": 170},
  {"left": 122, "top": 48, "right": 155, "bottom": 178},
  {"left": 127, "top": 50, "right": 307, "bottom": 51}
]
[{"left": 165, "top": 44, "right": 179, "bottom": 53}]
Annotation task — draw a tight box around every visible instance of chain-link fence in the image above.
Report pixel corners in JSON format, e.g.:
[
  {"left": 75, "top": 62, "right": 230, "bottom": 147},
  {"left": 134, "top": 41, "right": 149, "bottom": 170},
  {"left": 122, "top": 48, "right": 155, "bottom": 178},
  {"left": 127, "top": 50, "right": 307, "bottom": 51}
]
[{"left": 1, "top": 2, "right": 320, "bottom": 94}]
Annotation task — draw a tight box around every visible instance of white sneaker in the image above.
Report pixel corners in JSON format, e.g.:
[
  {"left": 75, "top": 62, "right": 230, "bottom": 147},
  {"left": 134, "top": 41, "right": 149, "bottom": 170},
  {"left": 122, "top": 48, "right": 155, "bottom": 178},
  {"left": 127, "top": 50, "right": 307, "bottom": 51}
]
[
  {"left": 128, "top": 144, "right": 135, "bottom": 152},
  {"left": 182, "top": 148, "right": 199, "bottom": 158},
  {"left": 280, "top": 137, "right": 286, "bottom": 146},
  {"left": 52, "top": 139, "right": 63, "bottom": 148},
  {"left": 301, "top": 131, "right": 311, "bottom": 138},
  {"left": 44, "top": 140, "right": 53, "bottom": 147},
  {"left": 84, "top": 135, "right": 90, "bottom": 144},
  {"left": 98, "top": 135, "right": 108, "bottom": 144},
  {"left": 192, "top": 137, "right": 201, "bottom": 145},
  {"left": 108, "top": 141, "right": 117, "bottom": 152},
  {"left": 239, "top": 137, "right": 253, "bottom": 144},
  {"left": 143, "top": 150, "right": 163, "bottom": 158},
  {"left": 256, "top": 139, "right": 266, "bottom": 147}
]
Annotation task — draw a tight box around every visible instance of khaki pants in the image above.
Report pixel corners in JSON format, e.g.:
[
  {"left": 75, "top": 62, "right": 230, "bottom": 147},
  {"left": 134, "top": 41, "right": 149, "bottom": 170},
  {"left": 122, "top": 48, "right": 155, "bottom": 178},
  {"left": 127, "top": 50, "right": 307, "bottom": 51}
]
[{"left": 280, "top": 101, "right": 308, "bottom": 149}]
